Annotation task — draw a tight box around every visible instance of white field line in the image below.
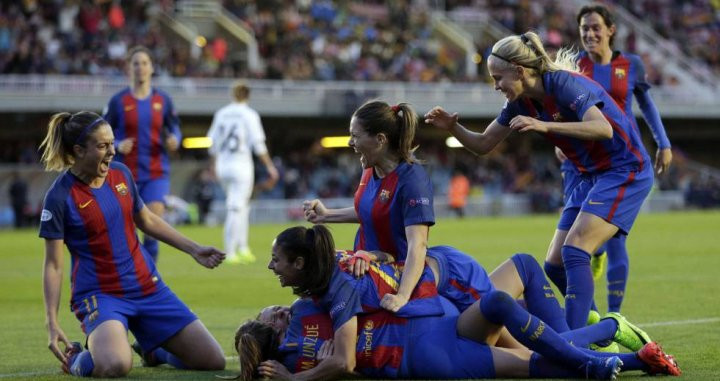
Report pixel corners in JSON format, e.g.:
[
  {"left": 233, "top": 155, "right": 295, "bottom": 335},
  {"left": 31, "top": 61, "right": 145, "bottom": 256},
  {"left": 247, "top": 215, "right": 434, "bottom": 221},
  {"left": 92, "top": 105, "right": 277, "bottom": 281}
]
[{"left": 2, "top": 317, "right": 717, "bottom": 378}]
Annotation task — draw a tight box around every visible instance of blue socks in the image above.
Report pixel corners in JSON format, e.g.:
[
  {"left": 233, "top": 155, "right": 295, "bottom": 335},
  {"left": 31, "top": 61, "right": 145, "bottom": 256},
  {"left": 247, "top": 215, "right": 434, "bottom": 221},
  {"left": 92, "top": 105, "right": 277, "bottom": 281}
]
[
  {"left": 543, "top": 261, "right": 567, "bottom": 297},
  {"left": 152, "top": 348, "right": 188, "bottom": 369},
  {"left": 512, "top": 254, "right": 569, "bottom": 333},
  {"left": 69, "top": 350, "right": 94, "bottom": 377},
  {"left": 560, "top": 318, "right": 617, "bottom": 348},
  {"left": 606, "top": 235, "right": 629, "bottom": 312},
  {"left": 144, "top": 236, "right": 159, "bottom": 262},
  {"left": 562, "top": 245, "right": 594, "bottom": 329},
  {"left": 479, "top": 290, "right": 593, "bottom": 371}
]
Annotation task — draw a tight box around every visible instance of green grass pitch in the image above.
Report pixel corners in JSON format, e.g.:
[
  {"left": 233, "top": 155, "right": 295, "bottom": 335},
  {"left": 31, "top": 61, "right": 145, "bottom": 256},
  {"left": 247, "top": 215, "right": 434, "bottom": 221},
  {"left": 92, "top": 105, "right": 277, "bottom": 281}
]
[{"left": 1, "top": 210, "right": 718, "bottom": 380}]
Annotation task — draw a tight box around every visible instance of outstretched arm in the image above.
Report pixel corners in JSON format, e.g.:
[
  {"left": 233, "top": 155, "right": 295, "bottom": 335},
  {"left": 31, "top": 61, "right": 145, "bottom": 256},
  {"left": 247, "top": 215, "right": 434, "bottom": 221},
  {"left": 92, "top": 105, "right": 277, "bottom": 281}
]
[
  {"left": 424, "top": 106, "right": 512, "bottom": 155},
  {"left": 508, "top": 105, "right": 612, "bottom": 140},
  {"left": 134, "top": 206, "right": 224, "bottom": 268},
  {"left": 43, "top": 239, "right": 71, "bottom": 365}
]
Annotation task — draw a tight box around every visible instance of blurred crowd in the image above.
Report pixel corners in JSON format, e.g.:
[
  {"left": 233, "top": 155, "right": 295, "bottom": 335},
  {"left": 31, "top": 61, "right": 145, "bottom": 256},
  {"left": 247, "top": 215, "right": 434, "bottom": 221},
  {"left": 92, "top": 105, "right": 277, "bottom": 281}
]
[{"left": 2, "top": 0, "right": 718, "bottom": 83}]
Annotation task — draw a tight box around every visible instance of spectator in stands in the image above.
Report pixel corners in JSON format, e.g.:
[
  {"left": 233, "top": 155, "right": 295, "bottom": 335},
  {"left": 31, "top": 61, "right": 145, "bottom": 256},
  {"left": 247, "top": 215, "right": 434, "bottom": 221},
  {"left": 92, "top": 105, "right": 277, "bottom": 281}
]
[
  {"left": 448, "top": 166, "right": 470, "bottom": 218},
  {"left": 8, "top": 171, "right": 29, "bottom": 228}
]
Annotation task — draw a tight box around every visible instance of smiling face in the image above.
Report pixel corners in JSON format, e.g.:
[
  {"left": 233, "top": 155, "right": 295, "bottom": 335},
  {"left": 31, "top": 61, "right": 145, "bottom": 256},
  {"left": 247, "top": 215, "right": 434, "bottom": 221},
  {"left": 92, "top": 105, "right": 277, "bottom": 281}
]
[
  {"left": 128, "top": 50, "right": 154, "bottom": 85},
  {"left": 257, "top": 305, "right": 291, "bottom": 340},
  {"left": 74, "top": 124, "right": 115, "bottom": 182},
  {"left": 348, "top": 117, "right": 383, "bottom": 169},
  {"left": 268, "top": 240, "right": 304, "bottom": 288},
  {"left": 579, "top": 12, "right": 615, "bottom": 57},
  {"left": 488, "top": 56, "right": 525, "bottom": 101}
]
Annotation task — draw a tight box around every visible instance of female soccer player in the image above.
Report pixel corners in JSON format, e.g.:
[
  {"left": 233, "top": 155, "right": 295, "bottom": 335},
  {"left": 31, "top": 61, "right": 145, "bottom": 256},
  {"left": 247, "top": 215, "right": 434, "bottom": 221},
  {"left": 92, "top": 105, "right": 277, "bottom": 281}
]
[
  {"left": 545, "top": 3, "right": 673, "bottom": 316},
  {"left": 303, "top": 100, "right": 435, "bottom": 314},
  {"left": 39, "top": 111, "right": 225, "bottom": 377},
  {"left": 235, "top": 296, "right": 679, "bottom": 379},
  {"left": 103, "top": 45, "right": 181, "bottom": 262},
  {"left": 253, "top": 225, "right": 675, "bottom": 380},
  {"left": 424, "top": 31, "right": 654, "bottom": 330}
]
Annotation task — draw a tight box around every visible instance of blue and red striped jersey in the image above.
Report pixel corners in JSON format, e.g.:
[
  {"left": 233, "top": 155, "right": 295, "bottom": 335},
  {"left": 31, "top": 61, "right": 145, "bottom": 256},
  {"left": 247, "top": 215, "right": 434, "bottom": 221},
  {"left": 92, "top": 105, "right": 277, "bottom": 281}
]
[
  {"left": 353, "top": 162, "right": 435, "bottom": 260},
  {"left": 279, "top": 298, "right": 409, "bottom": 378},
  {"left": 39, "top": 162, "right": 164, "bottom": 307},
  {"left": 497, "top": 70, "right": 650, "bottom": 174},
  {"left": 103, "top": 87, "right": 181, "bottom": 181},
  {"left": 314, "top": 251, "right": 443, "bottom": 332},
  {"left": 578, "top": 51, "right": 671, "bottom": 149}
]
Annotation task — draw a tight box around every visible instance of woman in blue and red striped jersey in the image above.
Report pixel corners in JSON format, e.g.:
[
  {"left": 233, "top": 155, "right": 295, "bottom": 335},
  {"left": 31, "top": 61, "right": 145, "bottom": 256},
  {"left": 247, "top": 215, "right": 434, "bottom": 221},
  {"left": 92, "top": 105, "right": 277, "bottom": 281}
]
[
  {"left": 255, "top": 225, "right": 681, "bottom": 380},
  {"left": 39, "top": 111, "right": 225, "bottom": 377},
  {"left": 303, "top": 101, "right": 436, "bottom": 316},
  {"left": 546, "top": 4, "right": 674, "bottom": 318},
  {"left": 425, "top": 31, "right": 654, "bottom": 331},
  {"left": 103, "top": 45, "right": 182, "bottom": 263},
  {"left": 234, "top": 290, "right": 679, "bottom": 379}
]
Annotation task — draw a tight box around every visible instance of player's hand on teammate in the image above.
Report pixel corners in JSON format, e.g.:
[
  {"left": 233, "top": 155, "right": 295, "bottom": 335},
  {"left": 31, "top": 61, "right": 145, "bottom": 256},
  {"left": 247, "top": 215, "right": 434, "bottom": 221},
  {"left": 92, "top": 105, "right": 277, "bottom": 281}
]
[
  {"left": 424, "top": 106, "right": 458, "bottom": 131},
  {"left": 509, "top": 115, "right": 548, "bottom": 133},
  {"left": 380, "top": 293, "right": 409, "bottom": 313},
  {"left": 655, "top": 147, "right": 672, "bottom": 175},
  {"left": 164, "top": 135, "right": 179, "bottom": 152},
  {"left": 117, "top": 137, "right": 135, "bottom": 155},
  {"left": 342, "top": 250, "right": 372, "bottom": 277},
  {"left": 303, "top": 199, "right": 328, "bottom": 224},
  {"left": 191, "top": 246, "right": 225, "bottom": 268},
  {"left": 257, "top": 359, "right": 292, "bottom": 380},
  {"left": 317, "top": 339, "right": 334, "bottom": 362},
  {"left": 46, "top": 323, "right": 71, "bottom": 364}
]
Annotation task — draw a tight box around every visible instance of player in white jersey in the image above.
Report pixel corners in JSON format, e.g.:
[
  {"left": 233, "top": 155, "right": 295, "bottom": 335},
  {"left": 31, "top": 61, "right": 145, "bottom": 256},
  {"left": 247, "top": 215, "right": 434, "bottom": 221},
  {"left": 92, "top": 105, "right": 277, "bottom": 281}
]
[{"left": 207, "top": 81, "right": 279, "bottom": 264}]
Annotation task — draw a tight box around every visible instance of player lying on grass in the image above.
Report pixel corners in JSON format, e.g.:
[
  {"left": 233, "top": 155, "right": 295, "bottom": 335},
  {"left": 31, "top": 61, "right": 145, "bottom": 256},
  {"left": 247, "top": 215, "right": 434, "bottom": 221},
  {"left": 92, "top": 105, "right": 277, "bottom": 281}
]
[
  {"left": 235, "top": 296, "right": 679, "bottom": 380},
  {"left": 225, "top": 225, "right": 680, "bottom": 379}
]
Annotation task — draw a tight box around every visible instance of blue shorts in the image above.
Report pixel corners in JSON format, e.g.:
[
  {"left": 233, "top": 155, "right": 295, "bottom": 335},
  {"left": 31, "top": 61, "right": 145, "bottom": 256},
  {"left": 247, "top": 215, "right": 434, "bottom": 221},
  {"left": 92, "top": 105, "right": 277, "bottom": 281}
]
[
  {"left": 561, "top": 167, "right": 583, "bottom": 202},
  {"left": 72, "top": 287, "right": 197, "bottom": 351},
  {"left": 427, "top": 245, "right": 494, "bottom": 312},
  {"left": 400, "top": 298, "right": 495, "bottom": 378},
  {"left": 137, "top": 177, "right": 170, "bottom": 204},
  {"left": 558, "top": 165, "right": 653, "bottom": 234}
]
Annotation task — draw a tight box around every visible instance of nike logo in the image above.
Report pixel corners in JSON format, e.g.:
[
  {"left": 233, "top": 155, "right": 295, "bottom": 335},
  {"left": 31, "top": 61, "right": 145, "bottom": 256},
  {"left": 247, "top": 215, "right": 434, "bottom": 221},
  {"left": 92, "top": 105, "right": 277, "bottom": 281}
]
[
  {"left": 588, "top": 200, "right": 604, "bottom": 205},
  {"left": 79, "top": 200, "right": 93, "bottom": 209}
]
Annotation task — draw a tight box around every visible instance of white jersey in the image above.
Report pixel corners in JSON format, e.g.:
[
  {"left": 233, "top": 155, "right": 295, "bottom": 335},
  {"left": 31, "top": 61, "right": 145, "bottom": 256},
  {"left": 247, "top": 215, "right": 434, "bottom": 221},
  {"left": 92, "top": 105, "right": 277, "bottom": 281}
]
[{"left": 207, "top": 102, "right": 268, "bottom": 178}]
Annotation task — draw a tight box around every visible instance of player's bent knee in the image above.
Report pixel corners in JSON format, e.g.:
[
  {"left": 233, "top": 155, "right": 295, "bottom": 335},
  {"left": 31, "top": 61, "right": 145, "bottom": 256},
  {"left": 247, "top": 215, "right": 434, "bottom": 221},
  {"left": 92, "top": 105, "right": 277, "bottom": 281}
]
[{"left": 94, "top": 357, "right": 131, "bottom": 378}]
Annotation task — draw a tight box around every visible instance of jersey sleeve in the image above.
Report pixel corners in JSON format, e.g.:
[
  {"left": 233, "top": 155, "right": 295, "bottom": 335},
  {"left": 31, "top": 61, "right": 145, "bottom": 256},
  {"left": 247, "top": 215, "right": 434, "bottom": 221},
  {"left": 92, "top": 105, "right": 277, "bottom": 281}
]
[
  {"left": 38, "top": 185, "right": 66, "bottom": 240},
  {"left": 630, "top": 55, "right": 671, "bottom": 148},
  {"left": 399, "top": 168, "right": 435, "bottom": 227},
  {"left": 630, "top": 54, "right": 651, "bottom": 93},
  {"left": 323, "top": 271, "right": 364, "bottom": 332},
  {"left": 496, "top": 100, "right": 519, "bottom": 126},
  {"left": 248, "top": 111, "right": 268, "bottom": 156},
  {"left": 554, "top": 72, "right": 603, "bottom": 120}
]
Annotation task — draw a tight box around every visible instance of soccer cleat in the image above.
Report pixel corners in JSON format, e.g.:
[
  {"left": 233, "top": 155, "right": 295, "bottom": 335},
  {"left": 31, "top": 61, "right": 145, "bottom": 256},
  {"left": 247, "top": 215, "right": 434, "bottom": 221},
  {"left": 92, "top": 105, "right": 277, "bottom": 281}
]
[
  {"left": 584, "top": 356, "right": 622, "bottom": 380},
  {"left": 132, "top": 341, "right": 159, "bottom": 367},
  {"left": 225, "top": 255, "right": 242, "bottom": 265},
  {"left": 604, "top": 312, "right": 651, "bottom": 351},
  {"left": 638, "top": 342, "right": 681, "bottom": 376},
  {"left": 590, "top": 341, "right": 620, "bottom": 353},
  {"left": 587, "top": 310, "right": 601, "bottom": 326},
  {"left": 238, "top": 249, "right": 256, "bottom": 264},
  {"left": 61, "top": 342, "right": 84, "bottom": 374},
  {"left": 591, "top": 252, "right": 607, "bottom": 280}
]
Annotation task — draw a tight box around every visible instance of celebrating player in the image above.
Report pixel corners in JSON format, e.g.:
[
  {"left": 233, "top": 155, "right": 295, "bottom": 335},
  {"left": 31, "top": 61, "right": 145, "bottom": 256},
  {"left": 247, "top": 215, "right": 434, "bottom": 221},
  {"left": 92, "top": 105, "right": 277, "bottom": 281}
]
[
  {"left": 303, "top": 100, "right": 435, "bottom": 314},
  {"left": 103, "top": 45, "right": 181, "bottom": 262},
  {"left": 424, "top": 31, "right": 654, "bottom": 330},
  {"left": 39, "top": 111, "right": 225, "bottom": 377}
]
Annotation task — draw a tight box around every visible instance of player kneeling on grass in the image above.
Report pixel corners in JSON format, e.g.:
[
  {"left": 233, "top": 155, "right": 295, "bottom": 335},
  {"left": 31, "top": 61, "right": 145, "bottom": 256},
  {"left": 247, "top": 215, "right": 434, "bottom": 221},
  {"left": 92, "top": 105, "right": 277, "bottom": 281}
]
[{"left": 40, "top": 111, "right": 226, "bottom": 377}]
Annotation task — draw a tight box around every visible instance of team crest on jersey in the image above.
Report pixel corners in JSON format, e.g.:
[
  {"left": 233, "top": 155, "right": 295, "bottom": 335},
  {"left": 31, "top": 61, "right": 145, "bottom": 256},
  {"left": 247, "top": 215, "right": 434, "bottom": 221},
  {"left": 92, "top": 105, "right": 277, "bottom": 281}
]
[
  {"left": 124, "top": 105, "right": 134, "bottom": 111},
  {"left": 153, "top": 102, "right": 162, "bottom": 111},
  {"left": 379, "top": 189, "right": 391, "bottom": 202},
  {"left": 614, "top": 68, "right": 626, "bottom": 79},
  {"left": 552, "top": 112, "right": 563, "bottom": 121},
  {"left": 115, "top": 182, "right": 129, "bottom": 195}
]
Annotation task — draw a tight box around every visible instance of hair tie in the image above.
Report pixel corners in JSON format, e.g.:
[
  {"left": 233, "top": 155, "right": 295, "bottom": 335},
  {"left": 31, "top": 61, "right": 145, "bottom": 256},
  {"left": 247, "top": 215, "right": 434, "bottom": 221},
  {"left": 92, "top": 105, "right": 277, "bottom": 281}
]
[
  {"left": 391, "top": 105, "right": 400, "bottom": 114},
  {"left": 520, "top": 34, "right": 529, "bottom": 44},
  {"left": 74, "top": 117, "right": 106, "bottom": 145}
]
